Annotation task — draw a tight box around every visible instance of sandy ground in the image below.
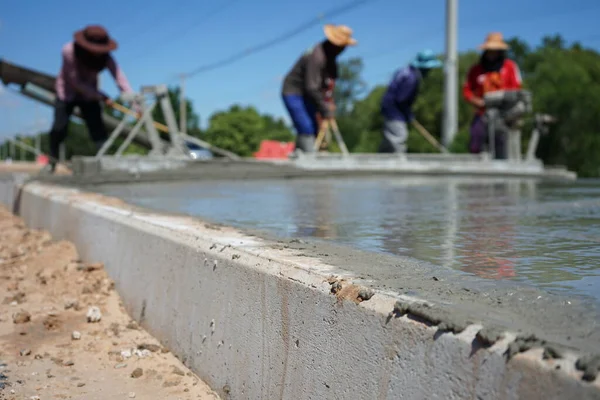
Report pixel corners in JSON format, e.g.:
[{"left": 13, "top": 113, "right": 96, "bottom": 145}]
[
  {"left": 0, "top": 206, "right": 219, "bottom": 400},
  {"left": 0, "top": 162, "right": 71, "bottom": 175}
]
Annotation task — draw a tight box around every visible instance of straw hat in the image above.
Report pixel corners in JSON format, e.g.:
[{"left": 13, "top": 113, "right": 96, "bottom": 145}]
[
  {"left": 74, "top": 25, "right": 117, "bottom": 54},
  {"left": 478, "top": 32, "right": 509, "bottom": 51},
  {"left": 324, "top": 24, "right": 357, "bottom": 47}
]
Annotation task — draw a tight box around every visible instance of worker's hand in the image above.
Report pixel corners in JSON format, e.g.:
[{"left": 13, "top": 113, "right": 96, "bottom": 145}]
[
  {"left": 471, "top": 97, "right": 485, "bottom": 108},
  {"left": 104, "top": 98, "right": 114, "bottom": 107}
]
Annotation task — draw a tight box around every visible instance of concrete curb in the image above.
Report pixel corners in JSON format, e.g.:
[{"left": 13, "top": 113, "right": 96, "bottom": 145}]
[{"left": 1, "top": 177, "right": 598, "bottom": 399}]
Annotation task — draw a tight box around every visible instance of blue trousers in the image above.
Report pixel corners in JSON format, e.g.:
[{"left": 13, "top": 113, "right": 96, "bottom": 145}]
[{"left": 282, "top": 94, "right": 318, "bottom": 135}]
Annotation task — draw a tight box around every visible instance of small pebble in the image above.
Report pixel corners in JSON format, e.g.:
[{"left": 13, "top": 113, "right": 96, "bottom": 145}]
[
  {"left": 126, "top": 321, "right": 139, "bottom": 330},
  {"left": 77, "top": 382, "right": 85, "bottom": 387},
  {"left": 86, "top": 306, "right": 102, "bottom": 323},
  {"left": 131, "top": 367, "right": 143, "bottom": 378},
  {"left": 63, "top": 360, "right": 74, "bottom": 366},
  {"left": 30, "top": 396, "right": 40, "bottom": 400},
  {"left": 128, "top": 393, "right": 136, "bottom": 398},
  {"left": 20, "top": 349, "right": 31, "bottom": 356},
  {"left": 114, "top": 363, "right": 127, "bottom": 369},
  {"left": 72, "top": 331, "right": 81, "bottom": 340},
  {"left": 12, "top": 310, "right": 31, "bottom": 324},
  {"left": 64, "top": 299, "right": 80, "bottom": 310}
]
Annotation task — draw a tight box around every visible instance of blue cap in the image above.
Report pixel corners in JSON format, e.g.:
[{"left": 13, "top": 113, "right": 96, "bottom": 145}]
[{"left": 410, "top": 49, "right": 443, "bottom": 69}]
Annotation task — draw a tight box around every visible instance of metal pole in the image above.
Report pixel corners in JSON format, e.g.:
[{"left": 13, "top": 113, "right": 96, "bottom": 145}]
[
  {"left": 442, "top": 0, "right": 458, "bottom": 148},
  {"left": 179, "top": 74, "right": 187, "bottom": 135}
]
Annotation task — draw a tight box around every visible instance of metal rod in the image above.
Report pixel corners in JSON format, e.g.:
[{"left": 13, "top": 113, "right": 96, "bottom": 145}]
[
  {"left": 115, "top": 103, "right": 157, "bottom": 156},
  {"left": 412, "top": 119, "right": 449, "bottom": 153},
  {"left": 442, "top": 0, "right": 458, "bottom": 148},
  {"left": 329, "top": 119, "right": 350, "bottom": 156}
]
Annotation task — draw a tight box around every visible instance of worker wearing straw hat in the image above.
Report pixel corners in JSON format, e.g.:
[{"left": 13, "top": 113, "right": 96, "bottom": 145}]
[
  {"left": 463, "top": 32, "right": 522, "bottom": 157},
  {"left": 282, "top": 24, "right": 357, "bottom": 153},
  {"left": 379, "top": 49, "right": 442, "bottom": 153},
  {"left": 45, "top": 25, "right": 137, "bottom": 174}
]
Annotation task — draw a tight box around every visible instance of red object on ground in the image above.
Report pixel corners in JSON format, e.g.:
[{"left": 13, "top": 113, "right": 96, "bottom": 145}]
[
  {"left": 36, "top": 155, "right": 49, "bottom": 165},
  {"left": 254, "top": 140, "right": 295, "bottom": 159}
]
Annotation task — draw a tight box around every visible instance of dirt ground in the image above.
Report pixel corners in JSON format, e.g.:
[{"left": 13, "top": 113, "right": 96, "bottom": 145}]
[{"left": 0, "top": 206, "right": 219, "bottom": 400}]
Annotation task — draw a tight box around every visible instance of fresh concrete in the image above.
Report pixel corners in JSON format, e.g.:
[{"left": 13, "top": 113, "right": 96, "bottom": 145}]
[{"left": 0, "top": 175, "right": 598, "bottom": 399}]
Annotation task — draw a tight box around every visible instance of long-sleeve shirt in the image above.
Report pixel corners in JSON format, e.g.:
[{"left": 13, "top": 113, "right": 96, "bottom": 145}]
[
  {"left": 380, "top": 66, "right": 421, "bottom": 122},
  {"left": 462, "top": 59, "right": 522, "bottom": 116},
  {"left": 55, "top": 42, "right": 134, "bottom": 102},
  {"left": 282, "top": 43, "right": 336, "bottom": 119}
]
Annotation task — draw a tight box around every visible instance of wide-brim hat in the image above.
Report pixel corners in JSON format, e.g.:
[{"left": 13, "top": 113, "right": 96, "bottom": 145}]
[
  {"left": 410, "top": 49, "right": 443, "bottom": 69},
  {"left": 324, "top": 24, "right": 357, "bottom": 47},
  {"left": 74, "top": 25, "right": 117, "bottom": 54},
  {"left": 478, "top": 32, "right": 509, "bottom": 51}
]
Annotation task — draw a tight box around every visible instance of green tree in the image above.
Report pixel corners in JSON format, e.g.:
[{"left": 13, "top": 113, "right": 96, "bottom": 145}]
[
  {"left": 335, "top": 57, "right": 367, "bottom": 115},
  {"left": 203, "top": 105, "right": 293, "bottom": 157}
]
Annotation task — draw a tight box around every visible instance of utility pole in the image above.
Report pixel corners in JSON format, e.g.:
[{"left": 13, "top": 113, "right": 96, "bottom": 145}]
[
  {"left": 442, "top": 0, "right": 458, "bottom": 148},
  {"left": 179, "top": 74, "right": 187, "bottom": 135}
]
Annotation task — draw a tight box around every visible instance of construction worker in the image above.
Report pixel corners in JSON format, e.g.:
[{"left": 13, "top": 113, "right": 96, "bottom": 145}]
[
  {"left": 463, "top": 32, "right": 522, "bottom": 158},
  {"left": 379, "top": 50, "right": 442, "bottom": 153},
  {"left": 45, "top": 25, "right": 136, "bottom": 173},
  {"left": 281, "top": 24, "right": 357, "bottom": 153}
]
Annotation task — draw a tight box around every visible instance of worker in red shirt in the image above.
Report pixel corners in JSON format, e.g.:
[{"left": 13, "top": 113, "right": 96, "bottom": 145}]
[{"left": 462, "top": 32, "right": 522, "bottom": 158}]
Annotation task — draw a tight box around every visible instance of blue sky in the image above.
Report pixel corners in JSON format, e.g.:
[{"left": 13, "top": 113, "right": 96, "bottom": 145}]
[{"left": 1, "top": 0, "right": 599, "bottom": 139}]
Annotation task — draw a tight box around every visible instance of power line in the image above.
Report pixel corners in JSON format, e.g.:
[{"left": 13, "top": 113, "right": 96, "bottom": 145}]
[
  {"left": 119, "top": 0, "right": 196, "bottom": 48},
  {"left": 129, "top": 0, "right": 241, "bottom": 61},
  {"left": 180, "top": 0, "right": 377, "bottom": 80}
]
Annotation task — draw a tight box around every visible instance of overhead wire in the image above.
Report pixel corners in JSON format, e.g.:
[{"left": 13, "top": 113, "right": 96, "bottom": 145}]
[
  {"left": 179, "top": 0, "right": 378, "bottom": 80},
  {"left": 119, "top": 0, "right": 196, "bottom": 47},
  {"left": 128, "top": 0, "right": 242, "bottom": 61}
]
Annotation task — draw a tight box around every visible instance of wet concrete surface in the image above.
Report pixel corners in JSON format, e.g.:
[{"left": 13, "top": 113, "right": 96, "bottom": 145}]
[
  {"left": 86, "top": 176, "right": 600, "bottom": 354},
  {"left": 91, "top": 177, "right": 600, "bottom": 299}
]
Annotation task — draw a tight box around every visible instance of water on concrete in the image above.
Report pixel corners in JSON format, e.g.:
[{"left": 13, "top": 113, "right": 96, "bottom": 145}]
[{"left": 93, "top": 176, "right": 600, "bottom": 303}]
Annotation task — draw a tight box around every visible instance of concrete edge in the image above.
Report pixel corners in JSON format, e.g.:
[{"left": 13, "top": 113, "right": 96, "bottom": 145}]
[{"left": 1, "top": 177, "right": 599, "bottom": 399}]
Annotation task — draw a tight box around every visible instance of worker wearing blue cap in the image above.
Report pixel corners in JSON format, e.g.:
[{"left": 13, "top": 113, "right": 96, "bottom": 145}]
[{"left": 379, "top": 49, "right": 442, "bottom": 153}]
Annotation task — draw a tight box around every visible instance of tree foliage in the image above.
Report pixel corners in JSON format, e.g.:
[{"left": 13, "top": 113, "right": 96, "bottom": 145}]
[{"left": 202, "top": 105, "right": 293, "bottom": 157}]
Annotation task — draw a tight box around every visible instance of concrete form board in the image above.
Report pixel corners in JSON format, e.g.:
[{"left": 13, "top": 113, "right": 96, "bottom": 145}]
[{"left": 0, "top": 175, "right": 597, "bottom": 399}]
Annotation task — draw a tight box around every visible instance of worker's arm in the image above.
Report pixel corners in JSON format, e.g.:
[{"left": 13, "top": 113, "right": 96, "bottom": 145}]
[
  {"left": 61, "top": 44, "right": 106, "bottom": 101},
  {"left": 462, "top": 66, "right": 485, "bottom": 108},
  {"left": 106, "top": 56, "right": 134, "bottom": 95},
  {"left": 305, "top": 53, "right": 333, "bottom": 119},
  {"left": 506, "top": 60, "right": 523, "bottom": 89},
  {"left": 107, "top": 57, "right": 141, "bottom": 113}
]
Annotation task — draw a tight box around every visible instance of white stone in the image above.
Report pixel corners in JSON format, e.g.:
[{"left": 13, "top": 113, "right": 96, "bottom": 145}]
[{"left": 86, "top": 306, "right": 102, "bottom": 323}]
